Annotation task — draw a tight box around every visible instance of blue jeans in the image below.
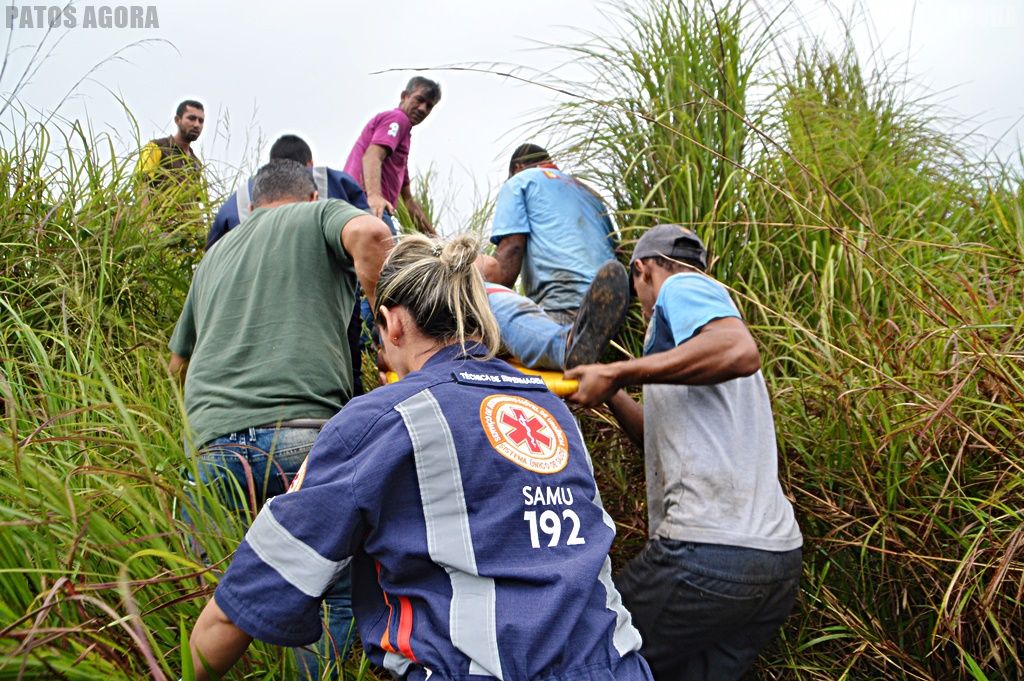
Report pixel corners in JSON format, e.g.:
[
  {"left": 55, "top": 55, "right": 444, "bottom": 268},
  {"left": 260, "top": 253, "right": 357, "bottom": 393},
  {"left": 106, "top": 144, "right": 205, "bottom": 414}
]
[
  {"left": 184, "top": 426, "right": 317, "bottom": 517},
  {"left": 615, "top": 539, "right": 802, "bottom": 681},
  {"left": 182, "top": 426, "right": 356, "bottom": 679},
  {"left": 486, "top": 284, "right": 576, "bottom": 370}
]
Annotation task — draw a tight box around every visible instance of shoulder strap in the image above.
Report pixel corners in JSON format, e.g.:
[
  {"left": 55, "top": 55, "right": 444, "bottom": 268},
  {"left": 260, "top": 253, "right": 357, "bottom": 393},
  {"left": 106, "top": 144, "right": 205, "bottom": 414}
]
[
  {"left": 236, "top": 177, "right": 253, "bottom": 221},
  {"left": 312, "top": 166, "right": 329, "bottom": 199}
]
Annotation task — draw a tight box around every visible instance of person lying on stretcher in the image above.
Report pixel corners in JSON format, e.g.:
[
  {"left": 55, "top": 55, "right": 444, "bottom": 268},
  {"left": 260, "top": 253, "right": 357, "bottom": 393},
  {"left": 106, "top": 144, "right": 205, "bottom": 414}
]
[
  {"left": 384, "top": 247, "right": 630, "bottom": 396},
  {"left": 384, "top": 236, "right": 632, "bottom": 396}
]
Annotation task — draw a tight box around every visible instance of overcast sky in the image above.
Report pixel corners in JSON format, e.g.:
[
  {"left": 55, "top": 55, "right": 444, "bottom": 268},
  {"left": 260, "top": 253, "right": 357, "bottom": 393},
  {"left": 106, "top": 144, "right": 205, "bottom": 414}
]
[{"left": 3, "top": 0, "right": 1022, "bottom": 233}]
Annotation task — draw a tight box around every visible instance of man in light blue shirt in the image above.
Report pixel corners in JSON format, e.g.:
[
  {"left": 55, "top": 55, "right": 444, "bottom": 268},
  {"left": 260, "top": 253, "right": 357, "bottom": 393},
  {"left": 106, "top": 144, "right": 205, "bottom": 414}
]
[{"left": 476, "top": 144, "right": 628, "bottom": 369}]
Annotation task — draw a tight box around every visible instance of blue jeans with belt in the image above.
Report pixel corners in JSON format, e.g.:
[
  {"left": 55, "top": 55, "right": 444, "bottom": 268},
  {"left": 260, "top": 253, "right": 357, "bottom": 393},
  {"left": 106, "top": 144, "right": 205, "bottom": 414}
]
[
  {"left": 184, "top": 426, "right": 317, "bottom": 517},
  {"left": 182, "top": 425, "right": 355, "bottom": 679},
  {"left": 614, "top": 538, "right": 802, "bottom": 681}
]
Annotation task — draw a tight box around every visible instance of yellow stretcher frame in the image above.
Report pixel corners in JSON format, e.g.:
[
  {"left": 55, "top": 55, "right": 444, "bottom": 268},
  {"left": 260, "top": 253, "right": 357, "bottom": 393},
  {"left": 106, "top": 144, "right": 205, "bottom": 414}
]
[{"left": 385, "top": 362, "right": 579, "bottom": 397}]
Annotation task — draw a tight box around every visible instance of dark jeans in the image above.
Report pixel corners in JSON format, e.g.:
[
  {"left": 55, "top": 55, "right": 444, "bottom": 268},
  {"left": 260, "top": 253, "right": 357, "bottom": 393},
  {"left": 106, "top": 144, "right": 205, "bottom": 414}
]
[
  {"left": 182, "top": 426, "right": 355, "bottom": 679},
  {"left": 615, "top": 538, "right": 801, "bottom": 681}
]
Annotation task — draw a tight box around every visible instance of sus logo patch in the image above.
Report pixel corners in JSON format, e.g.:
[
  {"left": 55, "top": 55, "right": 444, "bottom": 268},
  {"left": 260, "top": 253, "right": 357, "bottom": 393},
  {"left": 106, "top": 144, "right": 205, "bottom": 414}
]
[{"left": 480, "top": 394, "right": 569, "bottom": 474}]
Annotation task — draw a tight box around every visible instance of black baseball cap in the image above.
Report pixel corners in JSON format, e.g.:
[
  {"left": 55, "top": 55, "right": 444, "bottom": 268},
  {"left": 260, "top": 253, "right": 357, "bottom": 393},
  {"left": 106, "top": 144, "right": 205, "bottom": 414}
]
[{"left": 629, "top": 224, "right": 707, "bottom": 270}]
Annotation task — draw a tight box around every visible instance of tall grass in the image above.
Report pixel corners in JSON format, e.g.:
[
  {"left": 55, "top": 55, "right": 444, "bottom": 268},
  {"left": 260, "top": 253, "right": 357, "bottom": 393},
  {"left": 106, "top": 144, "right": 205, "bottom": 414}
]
[
  {"left": 550, "top": 2, "right": 1023, "bottom": 678},
  {"left": 2, "top": 1, "right": 1022, "bottom": 678},
  {"left": 0, "top": 120, "right": 302, "bottom": 679},
  {"left": 543, "top": 0, "right": 763, "bottom": 235}
]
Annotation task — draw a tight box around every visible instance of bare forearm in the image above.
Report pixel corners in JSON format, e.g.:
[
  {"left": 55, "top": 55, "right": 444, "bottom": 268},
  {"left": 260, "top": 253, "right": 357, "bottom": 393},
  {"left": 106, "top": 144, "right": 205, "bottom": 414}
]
[
  {"left": 189, "top": 597, "right": 252, "bottom": 681},
  {"left": 355, "top": 247, "right": 386, "bottom": 308},
  {"left": 400, "top": 183, "right": 414, "bottom": 205},
  {"left": 361, "top": 147, "right": 386, "bottom": 200},
  {"left": 342, "top": 215, "right": 393, "bottom": 309},
  {"left": 487, "top": 234, "right": 526, "bottom": 288},
  {"left": 400, "top": 186, "right": 434, "bottom": 235},
  {"left": 566, "top": 319, "right": 760, "bottom": 408},
  {"left": 609, "top": 318, "right": 761, "bottom": 388},
  {"left": 490, "top": 259, "right": 520, "bottom": 289},
  {"left": 606, "top": 390, "right": 643, "bottom": 446}
]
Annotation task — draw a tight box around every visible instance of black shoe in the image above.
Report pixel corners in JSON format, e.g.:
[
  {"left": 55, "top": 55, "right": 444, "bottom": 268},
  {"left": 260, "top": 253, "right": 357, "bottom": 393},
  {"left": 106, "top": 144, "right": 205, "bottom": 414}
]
[{"left": 563, "top": 261, "right": 630, "bottom": 369}]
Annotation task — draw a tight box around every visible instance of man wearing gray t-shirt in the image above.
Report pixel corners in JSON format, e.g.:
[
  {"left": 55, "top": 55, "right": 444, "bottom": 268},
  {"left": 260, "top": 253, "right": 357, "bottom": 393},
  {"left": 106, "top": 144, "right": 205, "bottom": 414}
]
[{"left": 565, "top": 224, "right": 802, "bottom": 681}]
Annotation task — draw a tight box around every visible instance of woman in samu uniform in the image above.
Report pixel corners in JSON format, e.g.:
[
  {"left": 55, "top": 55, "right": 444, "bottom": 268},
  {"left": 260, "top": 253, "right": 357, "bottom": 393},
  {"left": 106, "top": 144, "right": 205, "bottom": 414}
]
[{"left": 187, "top": 234, "right": 653, "bottom": 681}]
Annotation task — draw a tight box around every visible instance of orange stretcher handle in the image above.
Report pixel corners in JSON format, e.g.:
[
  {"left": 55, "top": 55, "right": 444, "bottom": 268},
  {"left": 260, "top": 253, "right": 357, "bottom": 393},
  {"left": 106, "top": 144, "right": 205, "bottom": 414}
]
[{"left": 385, "top": 363, "right": 579, "bottom": 397}]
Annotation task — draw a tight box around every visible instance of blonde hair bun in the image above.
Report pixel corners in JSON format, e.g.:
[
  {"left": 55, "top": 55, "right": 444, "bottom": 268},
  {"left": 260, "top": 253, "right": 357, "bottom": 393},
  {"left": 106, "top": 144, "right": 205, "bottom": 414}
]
[
  {"left": 439, "top": 234, "right": 480, "bottom": 274},
  {"left": 375, "top": 233, "right": 500, "bottom": 357}
]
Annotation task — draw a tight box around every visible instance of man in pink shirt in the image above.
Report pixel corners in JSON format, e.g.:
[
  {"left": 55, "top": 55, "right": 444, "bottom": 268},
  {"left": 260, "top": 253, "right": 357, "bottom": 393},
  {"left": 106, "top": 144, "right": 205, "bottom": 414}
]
[{"left": 344, "top": 77, "right": 440, "bottom": 236}]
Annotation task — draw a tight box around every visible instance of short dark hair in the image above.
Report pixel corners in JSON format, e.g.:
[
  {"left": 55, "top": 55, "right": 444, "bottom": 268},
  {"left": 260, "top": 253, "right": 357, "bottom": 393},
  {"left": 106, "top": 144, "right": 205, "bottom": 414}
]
[
  {"left": 404, "top": 76, "right": 441, "bottom": 103},
  {"left": 269, "top": 134, "right": 313, "bottom": 166},
  {"left": 508, "top": 143, "right": 551, "bottom": 177},
  {"left": 251, "top": 160, "right": 315, "bottom": 207},
  {"left": 176, "top": 100, "right": 204, "bottom": 117}
]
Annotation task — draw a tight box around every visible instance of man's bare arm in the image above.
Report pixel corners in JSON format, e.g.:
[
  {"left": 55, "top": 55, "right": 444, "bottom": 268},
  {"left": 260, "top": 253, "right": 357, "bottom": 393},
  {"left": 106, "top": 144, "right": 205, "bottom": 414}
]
[
  {"left": 565, "top": 317, "right": 761, "bottom": 407},
  {"left": 474, "top": 234, "right": 526, "bottom": 288},
  {"left": 361, "top": 145, "right": 392, "bottom": 220},
  {"left": 188, "top": 597, "right": 253, "bottom": 681},
  {"left": 341, "top": 214, "right": 394, "bottom": 309},
  {"left": 605, "top": 389, "right": 644, "bottom": 446}
]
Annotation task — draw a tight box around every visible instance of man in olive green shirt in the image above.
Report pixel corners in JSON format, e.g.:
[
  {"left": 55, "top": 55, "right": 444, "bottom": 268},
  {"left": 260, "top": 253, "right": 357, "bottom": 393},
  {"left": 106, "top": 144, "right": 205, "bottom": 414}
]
[
  {"left": 168, "top": 160, "right": 392, "bottom": 678},
  {"left": 169, "top": 159, "right": 391, "bottom": 459}
]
